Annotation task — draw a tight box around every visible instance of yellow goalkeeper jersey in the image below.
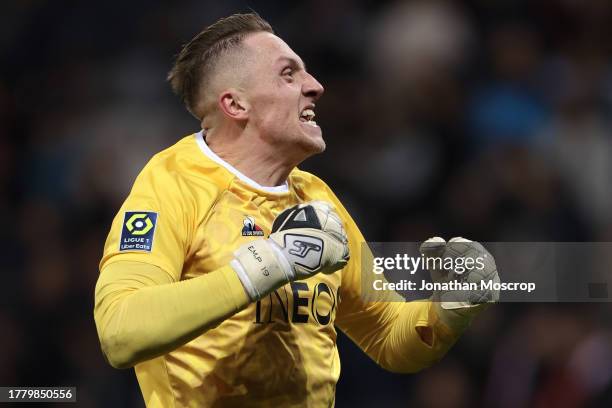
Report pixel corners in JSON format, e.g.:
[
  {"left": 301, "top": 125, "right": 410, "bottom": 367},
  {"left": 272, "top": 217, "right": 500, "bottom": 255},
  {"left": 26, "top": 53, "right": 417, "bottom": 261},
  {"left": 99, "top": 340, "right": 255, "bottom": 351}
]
[{"left": 99, "top": 131, "right": 456, "bottom": 407}]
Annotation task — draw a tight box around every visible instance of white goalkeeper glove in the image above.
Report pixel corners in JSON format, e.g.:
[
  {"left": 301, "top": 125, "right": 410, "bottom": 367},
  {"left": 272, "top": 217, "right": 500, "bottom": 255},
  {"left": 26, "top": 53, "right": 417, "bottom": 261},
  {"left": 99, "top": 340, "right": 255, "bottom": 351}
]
[
  {"left": 419, "top": 237, "right": 499, "bottom": 332},
  {"left": 231, "top": 201, "right": 350, "bottom": 301}
]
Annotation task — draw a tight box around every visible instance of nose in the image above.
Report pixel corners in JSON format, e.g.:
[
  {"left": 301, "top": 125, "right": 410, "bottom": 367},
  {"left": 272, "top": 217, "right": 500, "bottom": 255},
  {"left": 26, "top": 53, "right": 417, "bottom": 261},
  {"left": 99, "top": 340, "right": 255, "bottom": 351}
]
[{"left": 302, "top": 72, "right": 324, "bottom": 101}]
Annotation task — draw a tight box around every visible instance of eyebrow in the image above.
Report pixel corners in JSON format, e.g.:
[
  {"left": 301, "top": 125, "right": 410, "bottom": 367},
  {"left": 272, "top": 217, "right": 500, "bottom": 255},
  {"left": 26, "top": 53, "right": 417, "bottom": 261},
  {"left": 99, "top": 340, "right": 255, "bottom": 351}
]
[{"left": 277, "top": 56, "right": 307, "bottom": 72}]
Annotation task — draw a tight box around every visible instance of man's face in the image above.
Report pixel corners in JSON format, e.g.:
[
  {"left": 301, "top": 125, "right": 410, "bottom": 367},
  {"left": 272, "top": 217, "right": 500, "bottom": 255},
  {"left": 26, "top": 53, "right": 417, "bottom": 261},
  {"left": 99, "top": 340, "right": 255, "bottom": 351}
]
[{"left": 240, "top": 32, "right": 325, "bottom": 158}]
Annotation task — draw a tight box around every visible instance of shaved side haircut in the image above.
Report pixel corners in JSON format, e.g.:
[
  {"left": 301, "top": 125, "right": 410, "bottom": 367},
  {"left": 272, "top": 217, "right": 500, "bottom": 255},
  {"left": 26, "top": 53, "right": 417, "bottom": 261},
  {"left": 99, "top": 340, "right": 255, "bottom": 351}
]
[{"left": 168, "top": 13, "right": 273, "bottom": 119}]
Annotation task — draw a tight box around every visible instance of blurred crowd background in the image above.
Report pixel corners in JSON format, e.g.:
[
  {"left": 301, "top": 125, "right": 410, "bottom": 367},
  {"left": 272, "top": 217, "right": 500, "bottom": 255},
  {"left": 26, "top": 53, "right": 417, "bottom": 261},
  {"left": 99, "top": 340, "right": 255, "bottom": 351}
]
[{"left": 2, "top": 0, "right": 612, "bottom": 406}]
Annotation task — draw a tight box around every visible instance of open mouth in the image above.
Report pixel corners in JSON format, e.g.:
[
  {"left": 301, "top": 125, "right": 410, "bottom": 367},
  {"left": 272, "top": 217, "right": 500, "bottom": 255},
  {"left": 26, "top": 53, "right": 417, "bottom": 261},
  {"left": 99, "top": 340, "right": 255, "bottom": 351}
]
[{"left": 299, "top": 107, "right": 318, "bottom": 127}]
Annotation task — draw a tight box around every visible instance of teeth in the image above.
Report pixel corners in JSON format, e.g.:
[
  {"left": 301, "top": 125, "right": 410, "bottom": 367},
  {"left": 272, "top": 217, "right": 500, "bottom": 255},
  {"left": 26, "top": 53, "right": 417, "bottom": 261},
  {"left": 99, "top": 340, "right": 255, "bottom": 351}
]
[{"left": 300, "top": 108, "right": 315, "bottom": 121}]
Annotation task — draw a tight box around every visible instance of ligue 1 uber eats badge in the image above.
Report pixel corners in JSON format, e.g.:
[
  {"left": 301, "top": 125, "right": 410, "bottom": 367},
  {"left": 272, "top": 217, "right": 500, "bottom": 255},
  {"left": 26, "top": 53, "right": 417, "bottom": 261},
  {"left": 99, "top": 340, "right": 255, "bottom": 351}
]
[{"left": 119, "top": 211, "right": 158, "bottom": 252}]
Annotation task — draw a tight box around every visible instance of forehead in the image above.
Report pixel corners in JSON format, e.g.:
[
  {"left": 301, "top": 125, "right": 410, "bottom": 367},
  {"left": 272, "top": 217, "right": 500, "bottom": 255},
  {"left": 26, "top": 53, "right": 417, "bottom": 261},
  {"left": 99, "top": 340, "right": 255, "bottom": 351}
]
[{"left": 243, "top": 32, "right": 304, "bottom": 68}]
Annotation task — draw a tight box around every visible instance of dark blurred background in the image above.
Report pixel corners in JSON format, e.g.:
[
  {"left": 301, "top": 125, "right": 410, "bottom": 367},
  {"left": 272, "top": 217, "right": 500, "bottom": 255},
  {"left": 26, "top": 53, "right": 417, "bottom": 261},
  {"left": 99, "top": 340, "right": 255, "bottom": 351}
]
[{"left": 1, "top": 0, "right": 612, "bottom": 407}]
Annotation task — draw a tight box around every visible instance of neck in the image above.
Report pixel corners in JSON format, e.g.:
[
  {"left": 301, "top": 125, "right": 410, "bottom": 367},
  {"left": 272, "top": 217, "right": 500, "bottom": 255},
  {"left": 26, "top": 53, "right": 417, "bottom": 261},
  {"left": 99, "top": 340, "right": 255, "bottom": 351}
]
[{"left": 204, "top": 126, "right": 298, "bottom": 188}]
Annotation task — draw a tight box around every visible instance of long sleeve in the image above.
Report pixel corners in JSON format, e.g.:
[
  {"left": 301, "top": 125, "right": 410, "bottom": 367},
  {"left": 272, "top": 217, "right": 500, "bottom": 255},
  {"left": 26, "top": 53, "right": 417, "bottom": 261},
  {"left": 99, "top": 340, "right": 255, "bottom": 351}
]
[
  {"left": 334, "top": 234, "right": 461, "bottom": 373},
  {"left": 324, "top": 187, "right": 462, "bottom": 373},
  {"left": 94, "top": 260, "right": 250, "bottom": 369},
  {"left": 337, "top": 296, "right": 459, "bottom": 373}
]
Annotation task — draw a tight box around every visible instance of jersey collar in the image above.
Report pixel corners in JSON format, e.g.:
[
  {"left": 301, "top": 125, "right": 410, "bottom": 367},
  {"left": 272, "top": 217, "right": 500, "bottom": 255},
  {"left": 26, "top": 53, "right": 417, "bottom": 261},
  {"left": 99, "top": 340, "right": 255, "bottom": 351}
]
[{"left": 194, "top": 130, "right": 290, "bottom": 194}]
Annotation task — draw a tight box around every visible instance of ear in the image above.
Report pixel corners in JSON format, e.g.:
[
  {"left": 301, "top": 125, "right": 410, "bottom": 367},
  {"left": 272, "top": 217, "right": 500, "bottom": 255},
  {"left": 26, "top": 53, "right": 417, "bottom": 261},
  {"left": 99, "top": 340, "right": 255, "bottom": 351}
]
[{"left": 218, "top": 89, "right": 249, "bottom": 121}]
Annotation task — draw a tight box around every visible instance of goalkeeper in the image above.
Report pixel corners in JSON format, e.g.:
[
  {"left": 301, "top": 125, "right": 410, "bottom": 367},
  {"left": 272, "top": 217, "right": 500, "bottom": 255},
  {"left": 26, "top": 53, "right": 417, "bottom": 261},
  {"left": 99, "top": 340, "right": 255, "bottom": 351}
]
[{"left": 94, "top": 12, "right": 499, "bottom": 408}]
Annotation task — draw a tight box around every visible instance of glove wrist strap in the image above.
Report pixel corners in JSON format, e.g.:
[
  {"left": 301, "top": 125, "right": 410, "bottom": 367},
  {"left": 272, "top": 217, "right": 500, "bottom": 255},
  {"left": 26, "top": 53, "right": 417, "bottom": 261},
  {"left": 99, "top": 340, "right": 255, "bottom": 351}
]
[{"left": 231, "top": 239, "right": 291, "bottom": 301}]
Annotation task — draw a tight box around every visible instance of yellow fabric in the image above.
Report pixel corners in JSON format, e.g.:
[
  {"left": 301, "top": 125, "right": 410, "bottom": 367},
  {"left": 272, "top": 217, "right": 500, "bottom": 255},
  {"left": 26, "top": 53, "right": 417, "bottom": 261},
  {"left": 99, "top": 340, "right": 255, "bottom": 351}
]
[
  {"left": 329, "top": 197, "right": 459, "bottom": 373},
  {"left": 95, "top": 133, "right": 460, "bottom": 407},
  {"left": 94, "top": 261, "right": 249, "bottom": 369}
]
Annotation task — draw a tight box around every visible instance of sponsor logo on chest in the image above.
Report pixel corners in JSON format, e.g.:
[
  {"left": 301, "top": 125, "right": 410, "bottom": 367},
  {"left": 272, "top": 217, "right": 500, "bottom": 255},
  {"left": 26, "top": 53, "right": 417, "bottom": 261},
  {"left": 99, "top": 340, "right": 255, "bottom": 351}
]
[{"left": 254, "top": 281, "right": 338, "bottom": 326}]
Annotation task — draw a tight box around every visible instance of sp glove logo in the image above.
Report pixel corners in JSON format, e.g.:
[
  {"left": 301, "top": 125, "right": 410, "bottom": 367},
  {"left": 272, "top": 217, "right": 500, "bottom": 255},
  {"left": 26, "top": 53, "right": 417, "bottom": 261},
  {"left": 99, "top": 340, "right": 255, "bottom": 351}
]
[
  {"left": 288, "top": 240, "right": 322, "bottom": 258},
  {"left": 284, "top": 234, "right": 324, "bottom": 271}
]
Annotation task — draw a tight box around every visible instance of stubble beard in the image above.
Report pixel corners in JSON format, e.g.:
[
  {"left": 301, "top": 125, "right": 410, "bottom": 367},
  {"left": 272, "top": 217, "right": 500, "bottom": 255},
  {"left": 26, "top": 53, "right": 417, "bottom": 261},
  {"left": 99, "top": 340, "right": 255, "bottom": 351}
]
[{"left": 296, "top": 128, "right": 326, "bottom": 158}]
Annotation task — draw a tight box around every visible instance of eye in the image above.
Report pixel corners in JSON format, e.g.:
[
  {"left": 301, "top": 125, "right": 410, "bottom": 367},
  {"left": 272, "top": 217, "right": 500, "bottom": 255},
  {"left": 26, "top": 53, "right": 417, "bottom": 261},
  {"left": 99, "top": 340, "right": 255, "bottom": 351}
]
[{"left": 282, "top": 67, "right": 294, "bottom": 81}]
